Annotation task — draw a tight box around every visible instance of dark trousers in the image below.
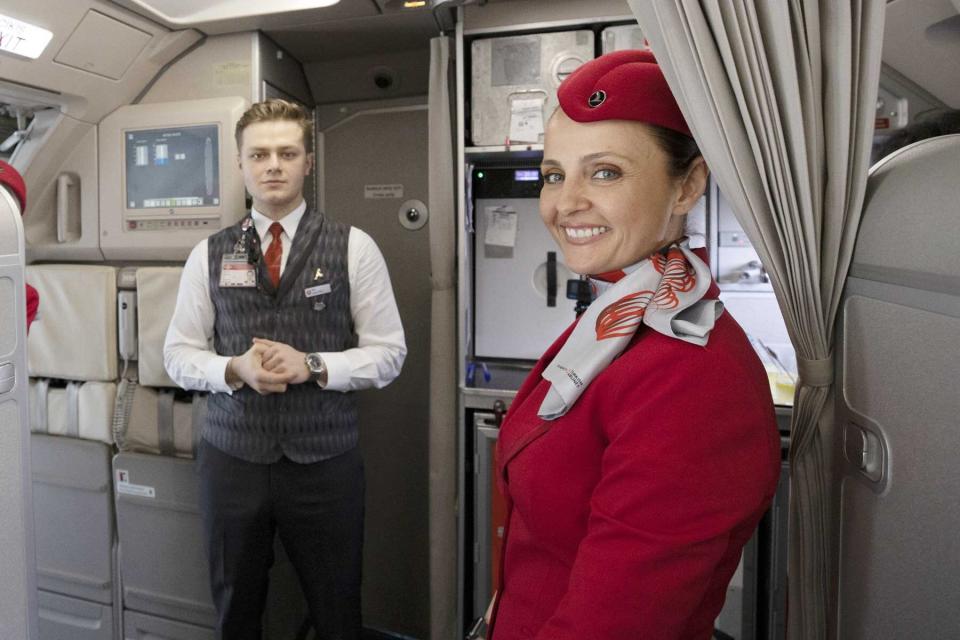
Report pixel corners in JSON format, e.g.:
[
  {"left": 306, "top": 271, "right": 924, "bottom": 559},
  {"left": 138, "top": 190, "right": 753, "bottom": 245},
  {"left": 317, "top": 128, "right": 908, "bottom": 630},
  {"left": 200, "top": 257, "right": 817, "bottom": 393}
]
[{"left": 197, "top": 439, "right": 365, "bottom": 640}]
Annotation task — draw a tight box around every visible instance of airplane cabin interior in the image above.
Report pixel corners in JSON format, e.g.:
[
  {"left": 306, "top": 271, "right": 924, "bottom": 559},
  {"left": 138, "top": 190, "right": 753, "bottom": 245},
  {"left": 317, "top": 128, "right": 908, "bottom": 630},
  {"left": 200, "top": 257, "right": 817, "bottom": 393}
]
[{"left": 1, "top": 0, "right": 959, "bottom": 639}]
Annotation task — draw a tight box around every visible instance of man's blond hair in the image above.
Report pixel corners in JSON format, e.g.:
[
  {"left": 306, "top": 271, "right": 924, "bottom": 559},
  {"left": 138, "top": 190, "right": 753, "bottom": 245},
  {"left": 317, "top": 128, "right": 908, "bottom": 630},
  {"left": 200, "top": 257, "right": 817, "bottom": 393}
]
[{"left": 235, "top": 99, "right": 313, "bottom": 151}]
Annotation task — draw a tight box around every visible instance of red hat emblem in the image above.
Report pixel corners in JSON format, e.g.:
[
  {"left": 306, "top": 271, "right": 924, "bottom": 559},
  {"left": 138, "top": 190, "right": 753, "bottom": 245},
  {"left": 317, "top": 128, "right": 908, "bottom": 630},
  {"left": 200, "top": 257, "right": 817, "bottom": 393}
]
[{"left": 588, "top": 90, "right": 607, "bottom": 108}]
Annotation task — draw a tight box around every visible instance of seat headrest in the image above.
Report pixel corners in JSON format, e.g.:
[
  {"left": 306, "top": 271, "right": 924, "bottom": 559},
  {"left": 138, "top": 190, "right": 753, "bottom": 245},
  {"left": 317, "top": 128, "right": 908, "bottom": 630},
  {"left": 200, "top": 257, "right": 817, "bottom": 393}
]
[{"left": 856, "top": 134, "right": 960, "bottom": 285}]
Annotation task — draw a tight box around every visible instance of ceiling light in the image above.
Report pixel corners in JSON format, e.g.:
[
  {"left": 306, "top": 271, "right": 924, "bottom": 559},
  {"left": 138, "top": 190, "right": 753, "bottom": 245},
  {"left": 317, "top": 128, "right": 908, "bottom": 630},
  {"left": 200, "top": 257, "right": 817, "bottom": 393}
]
[
  {"left": 382, "top": 0, "right": 429, "bottom": 10},
  {"left": 0, "top": 13, "right": 54, "bottom": 60},
  {"left": 125, "top": 1, "right": 342, "bottom": 25}
]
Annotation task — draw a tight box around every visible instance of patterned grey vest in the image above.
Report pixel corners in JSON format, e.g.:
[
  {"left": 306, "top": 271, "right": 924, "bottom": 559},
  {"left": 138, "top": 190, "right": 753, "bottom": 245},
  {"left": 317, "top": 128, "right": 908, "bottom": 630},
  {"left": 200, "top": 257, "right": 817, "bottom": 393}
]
[{"left": 205, "top": 209, "right": 358, "bottom": 464}]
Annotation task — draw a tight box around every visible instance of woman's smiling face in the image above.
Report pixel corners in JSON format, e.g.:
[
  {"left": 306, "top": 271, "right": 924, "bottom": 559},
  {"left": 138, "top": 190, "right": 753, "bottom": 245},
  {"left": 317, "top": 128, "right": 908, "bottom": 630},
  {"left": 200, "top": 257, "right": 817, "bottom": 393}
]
[{"left": 539, "top": 110, "right": 706, "bottom": 276}]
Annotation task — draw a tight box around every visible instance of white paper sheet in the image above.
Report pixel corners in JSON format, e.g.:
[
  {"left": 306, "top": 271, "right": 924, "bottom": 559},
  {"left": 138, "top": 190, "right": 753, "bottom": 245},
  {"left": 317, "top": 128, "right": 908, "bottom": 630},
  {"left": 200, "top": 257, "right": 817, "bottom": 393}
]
[
  {"left": 509, "top": 97, "right": 545, "bottom": 143},
  {"left": 484, "top": 206, "right": 519, "bottom": 248}
]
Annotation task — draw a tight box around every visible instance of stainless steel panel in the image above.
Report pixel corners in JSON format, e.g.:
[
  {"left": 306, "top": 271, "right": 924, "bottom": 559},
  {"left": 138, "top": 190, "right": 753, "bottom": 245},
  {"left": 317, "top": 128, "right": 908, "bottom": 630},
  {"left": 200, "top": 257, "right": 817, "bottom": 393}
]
[
  {"left": 470, "top": 408, "right": 511, "bottom": 629},
  {"left": 601, "top": 25, "right": 647, "bottom": 54},
  {"left": 472, "top": 412, "right": 501, "bottom": 618},
  {"left": 470, "top": 31, "right": 594, "bottom": 146}
]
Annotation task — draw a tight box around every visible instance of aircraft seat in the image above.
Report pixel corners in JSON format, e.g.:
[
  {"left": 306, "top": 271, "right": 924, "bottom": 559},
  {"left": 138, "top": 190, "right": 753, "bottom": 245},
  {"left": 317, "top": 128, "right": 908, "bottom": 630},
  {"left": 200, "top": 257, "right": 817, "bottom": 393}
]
[{"left": 834, "top": 134, "right": 960, "bottom": 638}]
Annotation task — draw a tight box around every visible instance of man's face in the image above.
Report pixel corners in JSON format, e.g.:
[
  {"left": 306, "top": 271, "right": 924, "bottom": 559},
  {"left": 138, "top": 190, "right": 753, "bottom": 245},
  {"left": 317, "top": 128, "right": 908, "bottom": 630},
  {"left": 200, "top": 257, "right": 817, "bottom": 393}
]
[{"left": 238, "top": 119, "right": 313, "bottom": 219}]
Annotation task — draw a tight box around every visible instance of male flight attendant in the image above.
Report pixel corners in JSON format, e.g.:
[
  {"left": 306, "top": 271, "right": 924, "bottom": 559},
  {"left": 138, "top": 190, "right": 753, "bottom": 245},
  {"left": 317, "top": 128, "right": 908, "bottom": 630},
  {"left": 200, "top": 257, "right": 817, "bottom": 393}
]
[{"left": 164, "top": 100, "right": 406, "bottom": 640}]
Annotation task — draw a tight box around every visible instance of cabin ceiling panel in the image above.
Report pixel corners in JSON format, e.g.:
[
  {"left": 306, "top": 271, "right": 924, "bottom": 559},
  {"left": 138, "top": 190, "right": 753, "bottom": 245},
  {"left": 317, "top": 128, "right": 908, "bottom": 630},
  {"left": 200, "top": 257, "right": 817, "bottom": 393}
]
[
  {"left": 108, "top": 0, "right": 381, "bottom": 35},
  {"left": 0, "top": 0, "right": 195, "bottom": 122},
  {"left": 54, "top": 10, "right": 152, "bottom": 80},
  {"left": 266, "top": 12, "right": 438, "bottom": 62},
  {"left": 884, "top": 0, "right": 960, "bottom": 107}
]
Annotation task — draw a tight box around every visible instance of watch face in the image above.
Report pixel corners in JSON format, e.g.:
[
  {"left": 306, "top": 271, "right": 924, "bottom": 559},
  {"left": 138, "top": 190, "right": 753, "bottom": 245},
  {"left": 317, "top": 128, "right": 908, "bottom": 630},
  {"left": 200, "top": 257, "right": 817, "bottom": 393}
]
[{"left": 306, "top": 353, "right": 324, "bottom": 371}]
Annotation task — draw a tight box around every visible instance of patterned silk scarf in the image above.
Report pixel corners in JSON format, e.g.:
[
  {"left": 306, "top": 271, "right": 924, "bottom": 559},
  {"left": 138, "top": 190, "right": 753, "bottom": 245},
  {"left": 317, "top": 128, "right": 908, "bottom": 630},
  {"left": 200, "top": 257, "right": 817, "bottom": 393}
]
[{"left": 538, "top": 240, "right": 724, "bottom": 420}]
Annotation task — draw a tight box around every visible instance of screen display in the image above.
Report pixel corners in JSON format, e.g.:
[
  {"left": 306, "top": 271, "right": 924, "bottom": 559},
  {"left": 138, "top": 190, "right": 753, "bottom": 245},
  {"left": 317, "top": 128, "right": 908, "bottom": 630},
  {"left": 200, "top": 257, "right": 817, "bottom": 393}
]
[
  {"left": 125, "top": 125, "right": 220, "bottom": 210},
  {"left": 514, "top": 169, "right": 540, "bottom": 182}
]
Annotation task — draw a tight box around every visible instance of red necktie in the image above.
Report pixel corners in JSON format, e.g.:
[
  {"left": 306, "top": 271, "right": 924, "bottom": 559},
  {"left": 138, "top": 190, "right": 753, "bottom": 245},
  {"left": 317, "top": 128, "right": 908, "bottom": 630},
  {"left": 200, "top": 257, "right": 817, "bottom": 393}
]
[{"left": 264, "top": 222, "right": 283, "bottom": 286}]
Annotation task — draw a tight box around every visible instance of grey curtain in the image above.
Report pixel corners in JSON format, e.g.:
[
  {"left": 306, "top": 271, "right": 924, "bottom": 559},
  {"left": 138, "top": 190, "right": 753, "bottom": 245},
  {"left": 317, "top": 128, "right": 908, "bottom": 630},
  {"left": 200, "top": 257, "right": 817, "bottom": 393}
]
[
  {"left": 427, "top": 35, "right": 458, "bottom": 640},
  {"left": 626, "top": 2, "right": 886, "bottom": 638}
]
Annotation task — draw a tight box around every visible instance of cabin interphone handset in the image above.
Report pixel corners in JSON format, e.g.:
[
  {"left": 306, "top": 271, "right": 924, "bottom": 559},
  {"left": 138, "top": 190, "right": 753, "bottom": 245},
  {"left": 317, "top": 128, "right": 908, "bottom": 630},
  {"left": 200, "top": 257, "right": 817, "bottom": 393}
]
[{"left": 118, "top": 290, "right": 138, "bottom": 361}]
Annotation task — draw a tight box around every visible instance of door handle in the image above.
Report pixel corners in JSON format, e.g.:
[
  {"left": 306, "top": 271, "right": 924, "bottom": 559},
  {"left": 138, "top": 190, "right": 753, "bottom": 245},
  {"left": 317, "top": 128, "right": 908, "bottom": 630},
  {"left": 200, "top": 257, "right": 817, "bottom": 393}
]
[
  {"left": 546, "top": 251, "right": 557, "bottom": 307},
  {"left": 844, "top": 420, "right": 887, "bottom": 486}
]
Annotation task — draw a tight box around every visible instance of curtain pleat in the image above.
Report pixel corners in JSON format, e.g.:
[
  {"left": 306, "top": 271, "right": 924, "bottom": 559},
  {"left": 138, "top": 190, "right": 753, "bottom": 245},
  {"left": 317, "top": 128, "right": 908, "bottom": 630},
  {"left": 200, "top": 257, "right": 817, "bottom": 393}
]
[
  {"left": 627, "top": 2, "right": 886, "bottom": 638},
  {"left": 427, "top": 35, "right": 459, "bottom": 640}
]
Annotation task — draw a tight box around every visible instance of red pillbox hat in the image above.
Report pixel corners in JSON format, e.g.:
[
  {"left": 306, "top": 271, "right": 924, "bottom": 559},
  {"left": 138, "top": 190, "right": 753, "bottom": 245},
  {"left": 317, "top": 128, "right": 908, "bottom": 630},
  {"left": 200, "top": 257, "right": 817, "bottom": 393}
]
[
  {"left": 557, "top": 49, "right": 691, "bottom": 137},
  {"left": 0, "top": 160, "right": 27, "bottom": 212}
]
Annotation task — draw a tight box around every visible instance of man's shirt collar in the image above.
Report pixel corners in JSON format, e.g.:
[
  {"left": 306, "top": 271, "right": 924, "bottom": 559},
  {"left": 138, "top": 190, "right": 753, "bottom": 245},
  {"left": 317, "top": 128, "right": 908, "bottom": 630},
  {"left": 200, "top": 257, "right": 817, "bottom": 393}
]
[{"left": 251, "top": 200, "right": 307, "bottom": 241}]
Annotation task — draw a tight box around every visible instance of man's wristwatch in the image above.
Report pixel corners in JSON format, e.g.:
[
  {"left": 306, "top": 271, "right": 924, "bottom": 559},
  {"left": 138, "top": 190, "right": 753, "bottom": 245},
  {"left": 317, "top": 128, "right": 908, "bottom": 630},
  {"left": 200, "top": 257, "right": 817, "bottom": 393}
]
[{"left": 304, "top": 352, "right": 328, "bottom": 388}]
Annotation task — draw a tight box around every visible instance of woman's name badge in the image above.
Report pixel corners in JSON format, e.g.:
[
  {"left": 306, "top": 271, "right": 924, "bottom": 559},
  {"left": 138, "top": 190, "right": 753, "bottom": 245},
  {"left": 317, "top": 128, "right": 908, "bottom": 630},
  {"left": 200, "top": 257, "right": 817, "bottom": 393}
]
[
  {"left": 219, "top": 254, "right": 257, "bottom": 288},
  {"left": 304, "top": 283, "right": 332, "bottom": 298}
]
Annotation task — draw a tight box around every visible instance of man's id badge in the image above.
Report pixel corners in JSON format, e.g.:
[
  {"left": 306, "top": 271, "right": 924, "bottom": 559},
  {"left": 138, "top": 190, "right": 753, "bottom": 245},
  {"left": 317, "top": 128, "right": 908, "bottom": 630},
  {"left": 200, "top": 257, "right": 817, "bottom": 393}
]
[
  {"left": 304, "top": 283, "right": 332, "bottom": 298},
  {"left": 219, "top": 253, "right": 257, "bottom": 288}
]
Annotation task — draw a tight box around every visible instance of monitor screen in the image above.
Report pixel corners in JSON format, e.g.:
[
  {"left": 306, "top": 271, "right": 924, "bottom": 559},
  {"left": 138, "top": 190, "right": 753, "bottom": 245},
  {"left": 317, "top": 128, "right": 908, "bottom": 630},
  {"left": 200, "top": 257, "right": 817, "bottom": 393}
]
[
  {"left": 513, "top": 169, "right": 540, "bottom": 182},
  {"left": 124, "top": 124, "right": 220, "bottom": 210}
]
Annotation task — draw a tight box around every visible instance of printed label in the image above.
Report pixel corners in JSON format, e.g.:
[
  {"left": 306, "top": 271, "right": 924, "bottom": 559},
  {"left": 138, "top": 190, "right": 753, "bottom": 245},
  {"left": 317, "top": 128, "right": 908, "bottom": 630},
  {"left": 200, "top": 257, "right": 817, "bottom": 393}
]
[
  {"left": 115, "top": 469, "right": 156, "bottom": 499},
  {"left": 364, "top": 184, "right": 404, "bottom": 200}
]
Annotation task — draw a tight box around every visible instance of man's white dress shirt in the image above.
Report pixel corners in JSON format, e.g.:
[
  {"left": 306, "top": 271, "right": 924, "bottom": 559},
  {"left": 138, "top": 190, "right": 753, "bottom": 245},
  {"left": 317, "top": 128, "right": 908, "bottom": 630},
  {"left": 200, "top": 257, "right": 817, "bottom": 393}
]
[{"left": 164, "top": 201, "right": 406, "bottom": 394}]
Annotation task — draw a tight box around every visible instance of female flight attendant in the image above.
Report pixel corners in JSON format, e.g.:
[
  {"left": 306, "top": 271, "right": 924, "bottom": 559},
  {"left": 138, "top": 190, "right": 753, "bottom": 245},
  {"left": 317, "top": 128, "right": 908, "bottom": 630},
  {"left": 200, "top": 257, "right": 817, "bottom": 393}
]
[
  {"left": 488, "top": 50, "right": 781, "bottom": 640},
  {"left": 0, "top": 160, "right": 39, "bottom": 331}
]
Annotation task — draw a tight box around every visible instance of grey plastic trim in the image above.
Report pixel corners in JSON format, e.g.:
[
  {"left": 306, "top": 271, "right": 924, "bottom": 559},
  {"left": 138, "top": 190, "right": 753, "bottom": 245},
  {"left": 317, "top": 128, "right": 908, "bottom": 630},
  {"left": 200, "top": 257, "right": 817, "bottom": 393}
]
[
  {"left": 838, "top": 408, "right": 892, "bottom": 496},
  {"left": 844, "top": 277, "right": 960, "bottom": 320},
  {"left": 463, "top": 14, "right": 636, "bottom": 37},
  {"left": 32, "top": 473, "right": 110, "bottom": 492},
  {"left": 36, "top": 568, "right": 110, "bottom": 590},
  {"left": 66, "top": 382, "right": 81, "bottom": 438},
  {"left": 124, "top": 587, "right": 214, "bottom": 614},
  {"left": 848, "top": 264, "right": 960, "bottom": 298}
]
